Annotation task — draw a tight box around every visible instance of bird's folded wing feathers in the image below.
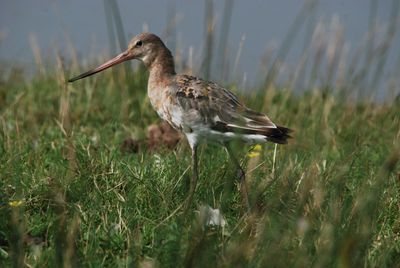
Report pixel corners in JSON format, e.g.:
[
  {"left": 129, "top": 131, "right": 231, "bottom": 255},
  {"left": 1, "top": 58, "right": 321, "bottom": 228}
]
[{"left": 175, "top": 75, "right": 290, "bottom": 140}]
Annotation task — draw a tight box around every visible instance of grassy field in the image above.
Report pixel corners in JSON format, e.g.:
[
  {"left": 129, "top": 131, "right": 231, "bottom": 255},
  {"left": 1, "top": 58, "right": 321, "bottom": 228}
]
[{"left": 0, "top": 61, "right": 399, "bottom": 267}]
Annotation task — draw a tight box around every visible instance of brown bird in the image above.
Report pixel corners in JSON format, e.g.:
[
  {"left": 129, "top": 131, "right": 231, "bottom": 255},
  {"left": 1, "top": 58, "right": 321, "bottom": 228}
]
[{"left": 69, "top": 33, "right": 292, "bottom": 211}]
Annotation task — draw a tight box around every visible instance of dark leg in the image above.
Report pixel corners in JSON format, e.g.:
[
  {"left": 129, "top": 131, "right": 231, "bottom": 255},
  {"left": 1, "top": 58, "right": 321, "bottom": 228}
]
[
  {"left": 184, "top": 144, "right": 198, "bottom": 212},
  {"left": 226, "top": 145, "right": 251, "bottom": 211}
]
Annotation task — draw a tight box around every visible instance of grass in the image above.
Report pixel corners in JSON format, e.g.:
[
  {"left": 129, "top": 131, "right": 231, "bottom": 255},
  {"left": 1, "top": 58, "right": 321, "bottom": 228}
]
[{"left": 0, "top": 60, "right": 399, "bottom": 267}]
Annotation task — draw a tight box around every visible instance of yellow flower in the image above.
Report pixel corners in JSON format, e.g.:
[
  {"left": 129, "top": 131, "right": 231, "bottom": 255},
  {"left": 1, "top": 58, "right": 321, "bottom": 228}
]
[
  {"left": 247, "top": 144, "right": 262, "bottom": 158},
  {"left": 9, "top": 200, "right": 24, "bottom": 207}
]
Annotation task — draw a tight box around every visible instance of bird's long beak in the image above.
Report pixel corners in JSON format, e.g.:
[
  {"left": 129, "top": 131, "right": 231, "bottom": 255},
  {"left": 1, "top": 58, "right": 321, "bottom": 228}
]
[{"left": 68, "top": 51, "right": 132, "bottom": 82}]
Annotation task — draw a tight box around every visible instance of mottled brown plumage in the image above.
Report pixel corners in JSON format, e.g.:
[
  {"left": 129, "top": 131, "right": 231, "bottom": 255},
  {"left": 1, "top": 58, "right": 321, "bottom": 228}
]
[
  {"left": 174, "top": 74, "right": 291, "bottom": 144},
  {"left": 69, "top": 33, "right": 292, "bottom": 212}
]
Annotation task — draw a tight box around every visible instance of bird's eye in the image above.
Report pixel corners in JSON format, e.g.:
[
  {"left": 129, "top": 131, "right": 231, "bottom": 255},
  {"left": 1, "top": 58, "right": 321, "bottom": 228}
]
[{"left": 135, "top": 40, "right": 143, "bottom": 47}]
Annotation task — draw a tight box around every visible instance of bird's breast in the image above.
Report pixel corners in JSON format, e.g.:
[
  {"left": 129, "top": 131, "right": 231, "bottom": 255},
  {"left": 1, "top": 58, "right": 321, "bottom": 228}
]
[{"left": 148, "top": 85, "right": 184, "bottom": 131}]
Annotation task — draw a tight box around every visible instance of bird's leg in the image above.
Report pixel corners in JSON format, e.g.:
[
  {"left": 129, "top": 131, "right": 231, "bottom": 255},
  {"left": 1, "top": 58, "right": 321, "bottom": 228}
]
[
  {"left": 184, "top": 144, "right": 198, "bottom": 212},
  {"left": 226, "top": 145, "right": 251, "bottom": 211}
]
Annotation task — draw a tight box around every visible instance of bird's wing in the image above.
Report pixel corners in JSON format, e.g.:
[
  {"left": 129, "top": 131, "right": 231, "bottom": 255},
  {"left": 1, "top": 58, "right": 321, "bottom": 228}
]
[{"left": 174, "top": 75, "right": 291, "bottom": 144}]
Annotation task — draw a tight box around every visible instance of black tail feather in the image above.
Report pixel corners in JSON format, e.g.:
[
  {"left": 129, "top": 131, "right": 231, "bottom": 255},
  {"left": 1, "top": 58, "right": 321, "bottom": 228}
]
[
  {"left": 211, "top": 121, "right": 293, "bottom": 144},
  {"left": 266, "top": 125, "right": 293, "bottom": 144}
]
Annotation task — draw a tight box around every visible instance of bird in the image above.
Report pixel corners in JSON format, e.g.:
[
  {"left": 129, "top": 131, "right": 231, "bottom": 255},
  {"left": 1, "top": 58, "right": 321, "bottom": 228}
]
[{"left": 69, "top": 33, "right": 292, "bottom": 211}]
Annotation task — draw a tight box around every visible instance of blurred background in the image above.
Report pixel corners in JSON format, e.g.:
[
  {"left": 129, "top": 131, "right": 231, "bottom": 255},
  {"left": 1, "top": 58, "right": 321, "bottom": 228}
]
[{"left": 1, "top": 0, "right": 399, "bottom": 99}]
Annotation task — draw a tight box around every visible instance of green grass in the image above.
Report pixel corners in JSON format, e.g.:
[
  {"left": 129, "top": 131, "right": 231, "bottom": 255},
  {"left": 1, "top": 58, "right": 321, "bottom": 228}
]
[{"left": 0, "top": 66, "right": 399, "bottom": 267}]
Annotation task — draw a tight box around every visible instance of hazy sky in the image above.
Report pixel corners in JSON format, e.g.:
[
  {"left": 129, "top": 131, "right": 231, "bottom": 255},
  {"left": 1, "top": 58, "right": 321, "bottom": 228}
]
[{"left": 0, "top": 0, "right": 399, "bottom": 93}]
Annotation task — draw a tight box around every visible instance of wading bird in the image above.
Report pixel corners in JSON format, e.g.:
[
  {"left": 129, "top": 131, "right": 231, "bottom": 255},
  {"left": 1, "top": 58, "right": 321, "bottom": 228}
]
[{"left": 69, "top": 33, "right": 292, "bottom": 211}]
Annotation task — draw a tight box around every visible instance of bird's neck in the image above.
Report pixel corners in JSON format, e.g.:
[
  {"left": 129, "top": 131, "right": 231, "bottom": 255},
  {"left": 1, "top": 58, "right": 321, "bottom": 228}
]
[{"left": 148, "top": 48, "right": 176, "bottom": 87}]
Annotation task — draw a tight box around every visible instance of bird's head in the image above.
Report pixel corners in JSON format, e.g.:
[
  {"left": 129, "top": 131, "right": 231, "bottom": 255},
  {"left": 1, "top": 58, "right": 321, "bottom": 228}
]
[{"left": 68, "top": 32, "right": 168, "bottom": 82}]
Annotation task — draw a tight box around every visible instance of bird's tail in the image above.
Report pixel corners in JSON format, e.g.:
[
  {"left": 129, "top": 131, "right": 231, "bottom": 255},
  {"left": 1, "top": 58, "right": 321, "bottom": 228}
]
[
  {"left": 264, "top": 125, "right": 293, "bottom": 144},
  {"left": 211, "top": 121, "right": 293, "bottom": 144}
]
